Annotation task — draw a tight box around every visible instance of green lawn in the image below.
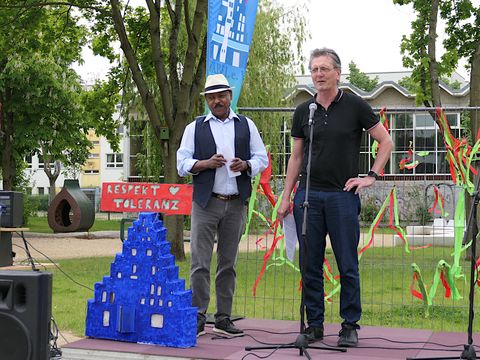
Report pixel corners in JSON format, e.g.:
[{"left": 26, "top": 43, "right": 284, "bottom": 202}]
[
  {"left": 50, "top": 245, "right": 480, "bottom": 337},
  {"left": 26, "top": 216, "right": 122, "bottom": 233}
]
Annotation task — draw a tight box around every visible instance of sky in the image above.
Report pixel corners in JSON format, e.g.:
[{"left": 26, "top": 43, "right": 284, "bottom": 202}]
[
  {"left": 298, "top": 0, "right": 417, "bottom": 73},
  {"left": 293, "top": 0, "right": 472, "bottom": 79},
  {"left": 73, "top": 0, "right": 472, "bottom": 83}
]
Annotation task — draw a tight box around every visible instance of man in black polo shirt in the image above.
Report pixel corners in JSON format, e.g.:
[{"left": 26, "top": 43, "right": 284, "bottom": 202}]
[{"left": 277, "top": 48, "right": 393, "bottom": 347}]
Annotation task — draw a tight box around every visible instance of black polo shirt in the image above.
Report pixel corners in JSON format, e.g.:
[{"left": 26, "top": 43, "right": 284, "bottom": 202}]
[{"left": 291, "top": 90, "right": 379, "bottom": 191}]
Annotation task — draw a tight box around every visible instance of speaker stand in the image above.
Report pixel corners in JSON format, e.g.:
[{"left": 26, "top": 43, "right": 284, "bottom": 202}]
[
  {"left": 17, "top": 230, "right": 37, "bottom": 271},
  {"left": 245, "top": 333, "right": 346, "bottom": 359}
]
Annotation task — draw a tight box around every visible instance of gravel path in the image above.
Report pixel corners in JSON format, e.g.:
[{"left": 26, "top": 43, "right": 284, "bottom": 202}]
[{"left": 12, "top": 231, "right": 123, "bottom": 263}]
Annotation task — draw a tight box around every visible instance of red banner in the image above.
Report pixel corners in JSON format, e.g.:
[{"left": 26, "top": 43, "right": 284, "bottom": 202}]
[{"left": 100, "top": 182, "right": 192, "bottom": 215}]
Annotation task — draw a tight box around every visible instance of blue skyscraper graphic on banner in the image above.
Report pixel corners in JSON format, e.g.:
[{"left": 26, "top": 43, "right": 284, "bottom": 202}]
[{"left": 207, "top": 0, "right": 258, "bottom": 110}]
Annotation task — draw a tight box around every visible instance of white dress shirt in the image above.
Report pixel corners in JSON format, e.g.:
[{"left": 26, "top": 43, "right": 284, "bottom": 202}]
[{"left": 177, "top": 109, "right": 268, "bottom": 195}]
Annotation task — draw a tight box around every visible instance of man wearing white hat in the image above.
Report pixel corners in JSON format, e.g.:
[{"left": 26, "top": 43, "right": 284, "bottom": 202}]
[{"left": 177, "top": 74, "right": 268, "bottom": 337}]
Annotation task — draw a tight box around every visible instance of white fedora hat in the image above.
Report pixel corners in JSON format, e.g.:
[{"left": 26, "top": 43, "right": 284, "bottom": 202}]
[{"left": 201, "top": 74, "right": 234, "bottom": 95}]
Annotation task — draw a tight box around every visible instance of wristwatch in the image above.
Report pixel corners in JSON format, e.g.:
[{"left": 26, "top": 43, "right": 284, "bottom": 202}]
[{"left": 367, "top": 170, "right": 379, "bottom": 180}]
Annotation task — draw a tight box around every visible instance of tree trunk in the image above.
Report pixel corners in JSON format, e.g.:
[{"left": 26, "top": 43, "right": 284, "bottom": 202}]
[
  {"left": 108, "top": 0, "right": 207, "bottom": 261},
  {"left": 428, "top": 0, "right": 441, "bottom": 107},
  {"left": 43, "top": 159, "right": 61, "bottom": 204},
  {"left": 1, "top": 107, "right": 15, "bottom": 191},
  {"left": 470, "top": 41, "right": 480, "bottom": 110},
  {"left": 162, "top": 137, "right": 186, "bottom": 261}
]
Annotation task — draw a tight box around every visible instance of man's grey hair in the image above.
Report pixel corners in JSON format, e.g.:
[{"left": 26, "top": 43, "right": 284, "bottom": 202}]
[{"left": 309, "top": 48, "right": 342, "bottom": 70}]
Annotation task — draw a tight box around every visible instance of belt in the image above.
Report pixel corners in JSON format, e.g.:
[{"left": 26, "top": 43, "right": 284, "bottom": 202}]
[{"left": 212, "top": 193, "right": 240, "bottom": 201}]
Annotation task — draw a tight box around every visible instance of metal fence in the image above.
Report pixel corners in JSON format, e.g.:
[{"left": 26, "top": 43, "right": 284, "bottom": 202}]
[{"left": 228, "top": 106, "right": 480, "bottom": 332}]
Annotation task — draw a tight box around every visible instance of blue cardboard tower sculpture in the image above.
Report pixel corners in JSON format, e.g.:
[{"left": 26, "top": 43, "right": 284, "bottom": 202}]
[{"left": 85, "top": 212, "right": 197, "bottom": 348}]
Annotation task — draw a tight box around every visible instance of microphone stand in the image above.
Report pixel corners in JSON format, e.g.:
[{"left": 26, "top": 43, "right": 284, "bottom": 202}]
[
  {"left": 245, "top": 104, "right": 346, "bottom": 358},
  {"left": 407, "top": 173, "right": 480, "bottom": 360}
]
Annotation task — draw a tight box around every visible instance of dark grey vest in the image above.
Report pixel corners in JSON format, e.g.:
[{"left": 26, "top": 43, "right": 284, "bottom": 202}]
[{"left": 192, "top": 115, "right": 251, "bottom": 208}]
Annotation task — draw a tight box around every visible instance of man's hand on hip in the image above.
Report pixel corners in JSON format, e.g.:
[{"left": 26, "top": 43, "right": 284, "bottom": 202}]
[{"left": 343, "top": 176, "right": 376, "bottom": 194}]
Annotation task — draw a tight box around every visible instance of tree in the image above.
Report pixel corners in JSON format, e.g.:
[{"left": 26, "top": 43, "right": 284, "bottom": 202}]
[
  {"left": 238, "top": 0, "right": 308, "bottom": 175},
  {"left": 346, "top": 61, "right": 379, "bottom": 92},
  {"left": 239, "top": 0, "right": 308, "bottom": 108},
  {"left": 394, "top": 0, "right": 442, "bottom": 107},
  {"left": 40, "top": 78, "right": 120, "bottom": 203},
  {"left": 394, "top": 0, "right": 480, "bottom": 255},
  {"left": 87, "top": 0, "right": 208, "bottom": 261},
  {"left": 0, "top": 4, "right": 85, "bottom": 191},
  {"left": 442, "top": 1, "right": 480, "bottom": 258},
  {"left": 441, "top": 0, "right": 480, "bottom": 131},
  {"left": 394, "top": 0, "right": 479, "bottom": 109},
  {"left": 399, "top": 74, "right": 462, "bottom": 94},
  {"left": 0, "top": 2, "right": 119, "bottom": 200}
]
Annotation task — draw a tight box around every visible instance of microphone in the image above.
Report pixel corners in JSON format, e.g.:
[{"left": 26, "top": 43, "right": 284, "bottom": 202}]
[{"left": 308, "top": 103, "right": 317, "bottom": 125}]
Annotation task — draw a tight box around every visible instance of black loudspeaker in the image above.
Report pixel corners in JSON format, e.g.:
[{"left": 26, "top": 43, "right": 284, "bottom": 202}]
[
  {"left": 0, "top": 232, "right": 13, "bottom": 267},
  {"left": 0, "top": 271, "right": 52, "bottom": 360},
  {"left": 0, "top": 191, "right": 24, "bottom": 227}
]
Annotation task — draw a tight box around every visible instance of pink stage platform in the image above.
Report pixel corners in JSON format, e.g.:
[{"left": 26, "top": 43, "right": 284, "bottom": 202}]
[{"left": 61, "top": 318, "right": 480, "bottom": 360}]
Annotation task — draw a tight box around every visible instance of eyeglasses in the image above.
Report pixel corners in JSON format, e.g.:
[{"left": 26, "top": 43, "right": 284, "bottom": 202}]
[{"left": 310, "top": 67, "right": 336, "bottom": 75}]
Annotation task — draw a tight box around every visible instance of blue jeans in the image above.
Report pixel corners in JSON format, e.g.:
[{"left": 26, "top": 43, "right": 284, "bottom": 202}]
[{"left": 293, "top": 188, "right": 361, "bottom": 328}]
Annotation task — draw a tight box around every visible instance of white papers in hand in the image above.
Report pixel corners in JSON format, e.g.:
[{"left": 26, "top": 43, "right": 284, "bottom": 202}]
[
  {"left": 283, "top": 213, "right": 298, "bottom": 261},
  {"left": 219, "top": 147, "right": 241, "bottom": 178}
]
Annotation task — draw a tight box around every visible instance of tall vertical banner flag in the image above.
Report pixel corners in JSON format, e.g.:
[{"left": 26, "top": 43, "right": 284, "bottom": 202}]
[{"left": 207, "top": 0, "right": 259, "bottom": 110}]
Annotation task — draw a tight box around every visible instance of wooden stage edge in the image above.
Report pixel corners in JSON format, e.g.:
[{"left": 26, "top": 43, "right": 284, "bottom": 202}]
[{"left": 61, "top": 318, "right": 480, "bottom": 360}]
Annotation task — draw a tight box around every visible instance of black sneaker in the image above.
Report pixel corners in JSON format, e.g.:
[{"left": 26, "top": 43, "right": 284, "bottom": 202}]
[
  {"left": 213, "top": 318, "right": 244, "bottom": 337},
  {"left": 303, "top": 326, "right": 324, "bottom": 343},
  {"left": 337, "top": 324, "right": 358, "bottom": 347},
  {"left": 197, "top": 314, "right": 206, "bottom": 337}
]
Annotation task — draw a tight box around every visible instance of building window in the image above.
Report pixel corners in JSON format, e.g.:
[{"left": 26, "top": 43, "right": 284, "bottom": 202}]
[
  {"left": 38, "top": 154, "right": 45, "bottom": 169},
  {"left": 359, "top": 111, "right": 462, "bottom": 176},
  {"left": 25, "top": 155, "right": 33, "bottom": 169},
  {"left": 88, "top": 153, "right": 100, "bottom": 159},
  {"left": 38, "top": 187, "right": 45, "bottom": 195},
  {"left": 37, "top": 154, "right": 57, "bottom": 170},
  {"left": 106, "top": 153, "right": 123, "bottom": 168},
  {"left": 84, "top": 170, "right": 99, "bottom": 174}
]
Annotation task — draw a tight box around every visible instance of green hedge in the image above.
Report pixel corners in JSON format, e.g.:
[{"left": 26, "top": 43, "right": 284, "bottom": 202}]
[{"left": 30, "top": 194, "right": 50, "bottom": 212}]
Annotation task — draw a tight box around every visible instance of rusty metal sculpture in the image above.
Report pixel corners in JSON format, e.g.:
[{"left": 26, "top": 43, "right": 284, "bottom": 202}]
[{"left": 48, "top": 180, "right": 94, "bottom": 232}]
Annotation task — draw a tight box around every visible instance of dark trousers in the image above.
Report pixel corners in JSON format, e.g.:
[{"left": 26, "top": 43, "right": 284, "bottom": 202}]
[{"left": 293, "top": 187, "right": 361, "bottom": 328}]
